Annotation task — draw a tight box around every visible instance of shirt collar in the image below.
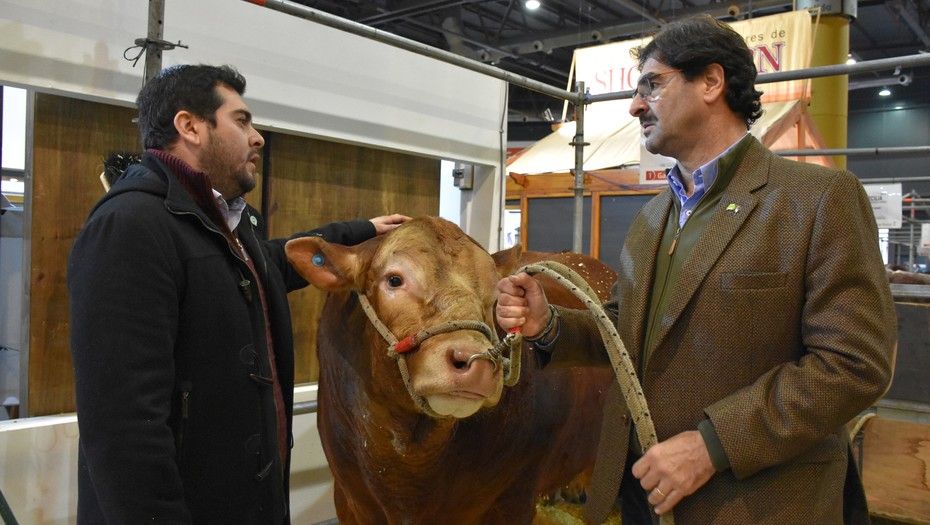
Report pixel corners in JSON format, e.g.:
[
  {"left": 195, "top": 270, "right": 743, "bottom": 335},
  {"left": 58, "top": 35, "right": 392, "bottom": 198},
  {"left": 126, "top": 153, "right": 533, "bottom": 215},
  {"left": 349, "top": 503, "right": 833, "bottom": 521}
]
[
  {"left": 212, "top": 189, "right": 247, "bottom": 232},
  {"left": 666, "top": 133, "right": 749, "bottom": 205}
]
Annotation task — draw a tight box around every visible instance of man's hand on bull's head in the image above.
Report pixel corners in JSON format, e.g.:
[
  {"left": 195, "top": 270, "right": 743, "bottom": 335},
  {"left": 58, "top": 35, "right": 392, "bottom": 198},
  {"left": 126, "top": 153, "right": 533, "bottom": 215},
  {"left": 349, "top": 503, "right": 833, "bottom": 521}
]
[
  {"left": 370, "top": 214, "right": 412, "bottom": 235},
  {"left": 495, "top": 272, "right": 551, "bottom": 339}
]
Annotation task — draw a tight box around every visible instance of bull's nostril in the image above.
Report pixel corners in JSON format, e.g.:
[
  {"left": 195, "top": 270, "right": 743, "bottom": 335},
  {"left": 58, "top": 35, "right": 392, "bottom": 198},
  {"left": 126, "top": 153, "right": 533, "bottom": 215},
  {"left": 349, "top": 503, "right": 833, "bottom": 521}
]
[{"left": 449, "top": 349, "right": 469, "bottom": 370}]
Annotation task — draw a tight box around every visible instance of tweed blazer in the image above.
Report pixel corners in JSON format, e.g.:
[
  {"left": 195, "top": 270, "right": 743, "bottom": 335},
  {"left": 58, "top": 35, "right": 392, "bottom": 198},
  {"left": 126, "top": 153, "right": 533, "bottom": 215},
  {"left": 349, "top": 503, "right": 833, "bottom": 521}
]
[{"left": 551, "top": 137, "right": 896, "bottom": 524}]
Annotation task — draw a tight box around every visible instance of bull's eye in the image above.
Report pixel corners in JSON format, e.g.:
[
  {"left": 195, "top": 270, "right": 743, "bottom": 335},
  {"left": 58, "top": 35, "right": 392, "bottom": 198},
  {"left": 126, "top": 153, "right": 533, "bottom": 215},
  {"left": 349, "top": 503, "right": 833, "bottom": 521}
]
[{"left": 387, "top": 275, "right": 404, "bottom": 288}]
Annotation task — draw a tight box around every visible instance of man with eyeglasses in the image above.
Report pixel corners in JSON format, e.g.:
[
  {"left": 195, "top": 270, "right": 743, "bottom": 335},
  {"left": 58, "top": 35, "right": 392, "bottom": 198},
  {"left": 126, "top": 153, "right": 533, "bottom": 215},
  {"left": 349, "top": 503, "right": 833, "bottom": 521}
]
[{"left": 496, "top": 14, "right": 895, "bottom": 525}]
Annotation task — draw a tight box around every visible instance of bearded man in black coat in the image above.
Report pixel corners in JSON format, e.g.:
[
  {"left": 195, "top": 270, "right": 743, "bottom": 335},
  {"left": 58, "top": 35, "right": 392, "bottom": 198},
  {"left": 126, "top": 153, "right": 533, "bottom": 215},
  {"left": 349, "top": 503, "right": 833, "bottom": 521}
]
[{"left": 68, "top": 64, "right": 408, "bottom": 524}]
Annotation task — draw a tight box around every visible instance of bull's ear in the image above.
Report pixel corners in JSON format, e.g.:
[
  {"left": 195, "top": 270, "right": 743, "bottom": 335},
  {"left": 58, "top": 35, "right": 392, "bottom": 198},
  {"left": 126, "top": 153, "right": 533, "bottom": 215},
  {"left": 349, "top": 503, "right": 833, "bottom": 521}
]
[
  {"left": 491, "top": 244, "right": 523, "bottom": 278},
  {"left": 285, "top": 236, "right": 361, "bottom": 291}
]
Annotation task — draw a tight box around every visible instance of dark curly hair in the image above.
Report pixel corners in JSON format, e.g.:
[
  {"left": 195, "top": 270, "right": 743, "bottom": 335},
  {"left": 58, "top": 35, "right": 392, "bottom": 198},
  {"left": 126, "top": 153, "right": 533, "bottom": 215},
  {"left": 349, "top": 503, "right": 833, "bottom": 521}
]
[
  {"left": 136, "top": 64, "right": 246, "bottom": 149},
  {"left": 633, "top": 15, "right": 764, "bottom": 127}
]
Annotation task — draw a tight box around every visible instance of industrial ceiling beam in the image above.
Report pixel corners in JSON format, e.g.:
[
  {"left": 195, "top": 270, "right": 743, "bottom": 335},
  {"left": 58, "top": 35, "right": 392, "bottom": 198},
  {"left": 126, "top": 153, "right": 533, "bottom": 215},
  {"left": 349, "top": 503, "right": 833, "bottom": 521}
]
[
  {"left": 360, "top": 0, "right": 476, "bottom": 26},
  {"left": 490, "top": 0, "right": 790, "bottom": 58},
  {"left": 612, "top": 0, "right": 665, "bottom": 25},
  {"left": 392, "top": 9, "right": 570, "bottom": 80},
  {"left": 886, "top": 0, "right": 930, "bottom": 49}
]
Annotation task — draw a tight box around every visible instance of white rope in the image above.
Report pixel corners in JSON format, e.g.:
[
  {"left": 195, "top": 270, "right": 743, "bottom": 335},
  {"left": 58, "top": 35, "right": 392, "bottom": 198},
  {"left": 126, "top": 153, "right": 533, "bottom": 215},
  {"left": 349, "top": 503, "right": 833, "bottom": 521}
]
[{"left": 516, "top": 261, "right": 673, "bottom": 525}]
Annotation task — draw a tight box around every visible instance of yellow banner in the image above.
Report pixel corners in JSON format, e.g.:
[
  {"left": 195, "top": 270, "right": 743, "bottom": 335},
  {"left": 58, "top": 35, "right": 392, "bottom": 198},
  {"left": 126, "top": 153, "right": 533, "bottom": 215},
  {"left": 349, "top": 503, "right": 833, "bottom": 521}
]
[{"left": 730, "top": 11, "right": 813, "bottom": 102}]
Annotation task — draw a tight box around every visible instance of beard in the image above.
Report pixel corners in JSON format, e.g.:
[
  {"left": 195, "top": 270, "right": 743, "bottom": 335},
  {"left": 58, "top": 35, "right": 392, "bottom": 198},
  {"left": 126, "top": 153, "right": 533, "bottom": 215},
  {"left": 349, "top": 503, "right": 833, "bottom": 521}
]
[{"left": 202, "top": 133, "right": 257, "bottom": 199}]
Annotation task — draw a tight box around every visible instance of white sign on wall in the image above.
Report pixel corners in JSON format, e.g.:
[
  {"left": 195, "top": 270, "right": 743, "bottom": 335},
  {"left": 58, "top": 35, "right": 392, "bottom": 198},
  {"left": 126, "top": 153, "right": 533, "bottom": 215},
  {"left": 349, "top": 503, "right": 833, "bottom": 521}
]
[
  {"left": 863, "top": 183, "right": 903, "bottom": 229},
  {"left": 639, "top": 145, "right": 675, "bottom": 184}
]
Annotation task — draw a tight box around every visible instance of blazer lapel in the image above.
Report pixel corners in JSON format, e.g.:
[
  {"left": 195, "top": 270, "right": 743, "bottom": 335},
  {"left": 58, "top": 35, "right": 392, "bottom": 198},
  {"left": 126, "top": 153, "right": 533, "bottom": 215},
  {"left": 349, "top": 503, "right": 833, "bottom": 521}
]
[
  {"left": 623, "top": 190, "right": 673, "bottom": 364},
  {"left": 648, "top": 141, "right": 771, "bottom": 354}
]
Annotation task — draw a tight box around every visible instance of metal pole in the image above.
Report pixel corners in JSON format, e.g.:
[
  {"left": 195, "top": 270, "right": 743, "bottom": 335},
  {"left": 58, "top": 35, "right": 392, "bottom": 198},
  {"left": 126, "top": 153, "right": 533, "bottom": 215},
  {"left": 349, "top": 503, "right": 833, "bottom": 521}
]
[
  {"left": 773, "top": 146, "right": 930, "bottom": 157},
  {"left": 909, "top": 202, "right": 916, "bottom": 269},
  {"left": 854, "top": 176, "right": 930, "bottom": 184},
  {"left": 144, "top": 0, "right": 165, "bottom": 85},
  {"left": 18, "top": 90, "right": 35, "bottom": 418},
  {"left": 587, "top": 53, "right": 930, "bottom": 104},
  {"left": 242, "top": 0, "right": 574, "bottom": 102},
  {"left": 293, "top": 399, "right": 319, "bottom": 416},
  {"left": 571, "top": 83, "right": 588, "bottom": 253}
]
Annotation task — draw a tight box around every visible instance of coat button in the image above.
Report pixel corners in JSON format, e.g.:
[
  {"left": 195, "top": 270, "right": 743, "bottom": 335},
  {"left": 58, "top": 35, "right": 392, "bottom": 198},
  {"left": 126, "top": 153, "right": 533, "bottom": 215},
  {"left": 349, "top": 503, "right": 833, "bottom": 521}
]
[{"left": 239, "top": 344, "right": 256, "bottom": 365}]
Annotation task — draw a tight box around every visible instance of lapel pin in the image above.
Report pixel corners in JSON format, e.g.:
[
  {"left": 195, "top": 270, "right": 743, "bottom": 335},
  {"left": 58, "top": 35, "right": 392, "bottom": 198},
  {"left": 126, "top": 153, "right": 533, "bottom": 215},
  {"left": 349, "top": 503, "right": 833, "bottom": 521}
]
[
  {"left": 725, "top": 203, "right": 740, "bottom": 215},
  {"left": 250, "top": 215, "right": 258, "bottom": 226}
]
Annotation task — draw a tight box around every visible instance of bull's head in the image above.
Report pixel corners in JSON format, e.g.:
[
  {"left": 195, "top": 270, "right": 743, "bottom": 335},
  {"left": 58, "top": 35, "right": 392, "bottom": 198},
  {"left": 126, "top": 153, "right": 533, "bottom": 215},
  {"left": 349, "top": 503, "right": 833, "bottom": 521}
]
[{"left": 286, "top": 217, "right": 512, "bottom": 419}]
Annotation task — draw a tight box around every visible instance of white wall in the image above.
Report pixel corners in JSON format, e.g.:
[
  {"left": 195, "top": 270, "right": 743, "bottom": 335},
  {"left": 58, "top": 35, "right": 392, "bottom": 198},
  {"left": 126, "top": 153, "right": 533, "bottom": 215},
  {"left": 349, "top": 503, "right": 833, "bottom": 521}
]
[
  {"left": 0, "top": 385, "right": 334, "bottom": 524},
  {"left": 438, "top": 160, "right": 461, "bottom": 226},
  {"left": 0, "top": 0, "right": 506, "bottom": 246}
]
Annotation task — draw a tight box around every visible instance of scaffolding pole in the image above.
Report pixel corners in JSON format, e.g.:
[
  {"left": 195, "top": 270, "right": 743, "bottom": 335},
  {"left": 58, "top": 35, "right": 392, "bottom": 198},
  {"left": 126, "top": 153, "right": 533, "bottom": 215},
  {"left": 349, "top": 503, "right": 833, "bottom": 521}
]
[
  {"left": 773, "top": 146, "right": 930, "bottom": 157},
  {"left": 144, "top": 0, "right": 166, "bottom": 85},
  {"left": 571, "top": 83, "right": 588, "bottom": 254}
]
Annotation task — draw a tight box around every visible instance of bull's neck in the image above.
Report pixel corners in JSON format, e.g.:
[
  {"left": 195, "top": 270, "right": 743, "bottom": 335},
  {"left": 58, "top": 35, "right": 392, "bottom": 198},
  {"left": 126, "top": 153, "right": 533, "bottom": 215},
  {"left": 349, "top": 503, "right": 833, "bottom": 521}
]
[{"left": 363, "top": 401, "right": 458, "bottom": 465}]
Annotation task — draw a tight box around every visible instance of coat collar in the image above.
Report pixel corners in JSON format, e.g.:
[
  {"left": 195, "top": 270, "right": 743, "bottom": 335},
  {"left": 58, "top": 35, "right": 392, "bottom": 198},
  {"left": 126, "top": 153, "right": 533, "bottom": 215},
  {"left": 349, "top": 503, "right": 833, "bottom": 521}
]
[
  {"left": 103, "top": 152, "right": 223, "bottom": 234},
  {"left": 101, "top": 153, "right": 271, "bottom": 277},
  {"left": 623, "top": 190, "right": 672, "bottom": 363}
]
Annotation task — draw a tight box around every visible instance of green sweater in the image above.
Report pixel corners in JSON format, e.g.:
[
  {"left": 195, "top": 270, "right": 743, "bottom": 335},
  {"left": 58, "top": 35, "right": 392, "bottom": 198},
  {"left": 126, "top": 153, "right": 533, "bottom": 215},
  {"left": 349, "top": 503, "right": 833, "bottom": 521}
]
[{"left": 638, "top": 135, "right": 754, "bottom": 470}]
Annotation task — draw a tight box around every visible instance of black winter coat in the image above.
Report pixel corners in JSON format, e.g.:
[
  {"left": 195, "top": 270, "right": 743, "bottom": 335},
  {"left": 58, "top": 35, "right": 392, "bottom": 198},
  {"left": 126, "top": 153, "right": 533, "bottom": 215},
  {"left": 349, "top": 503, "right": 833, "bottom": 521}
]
[{"left": 68, "top": 153, "right": 375, "bottom": 524}]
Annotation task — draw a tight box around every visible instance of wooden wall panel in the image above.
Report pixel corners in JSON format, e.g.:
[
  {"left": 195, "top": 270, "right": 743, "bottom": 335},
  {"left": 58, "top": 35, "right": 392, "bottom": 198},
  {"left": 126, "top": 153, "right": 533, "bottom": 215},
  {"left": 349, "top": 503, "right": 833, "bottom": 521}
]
[
  {"left": 859, "top": 416, "right": 930, "bottom": 523},
  {"left": 265, "top": 133, "right": 439, "bottom": 384},
  {"left": 30, "top": 94, "right": 140, "bottom": 415}
]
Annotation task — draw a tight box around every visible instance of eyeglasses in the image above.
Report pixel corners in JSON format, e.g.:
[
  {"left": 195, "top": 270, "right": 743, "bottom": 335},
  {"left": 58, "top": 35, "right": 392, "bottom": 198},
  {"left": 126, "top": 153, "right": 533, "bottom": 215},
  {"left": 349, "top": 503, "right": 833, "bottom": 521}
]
[{"left": 633, "top": 70, "right": 680, "bottom": 101}]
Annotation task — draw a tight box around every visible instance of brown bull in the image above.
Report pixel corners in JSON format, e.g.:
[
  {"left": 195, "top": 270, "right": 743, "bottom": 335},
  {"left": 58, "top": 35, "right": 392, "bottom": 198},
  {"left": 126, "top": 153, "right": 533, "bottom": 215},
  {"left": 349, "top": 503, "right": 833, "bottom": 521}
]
[{"left": 286, "top": 216, "right": 615, "bottom": 524}]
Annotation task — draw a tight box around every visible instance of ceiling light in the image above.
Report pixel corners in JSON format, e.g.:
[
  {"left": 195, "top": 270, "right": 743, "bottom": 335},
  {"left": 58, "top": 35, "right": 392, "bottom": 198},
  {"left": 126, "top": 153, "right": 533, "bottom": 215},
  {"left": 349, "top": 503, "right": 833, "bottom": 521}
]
[
  {"left": 525, "top": 0, "right": 541, "bottom": 10},
  {"left": 878, "top": 87, "right": 891, "bottom": 97}
]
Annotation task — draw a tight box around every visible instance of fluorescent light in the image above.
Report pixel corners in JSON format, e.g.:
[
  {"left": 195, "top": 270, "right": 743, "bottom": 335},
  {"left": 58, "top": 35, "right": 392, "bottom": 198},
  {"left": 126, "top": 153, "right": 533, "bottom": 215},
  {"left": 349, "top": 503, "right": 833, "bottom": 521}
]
[
  {"left": 525, "top": 0, "right": 541, "bottom": 10},
  {"left": 878, "top": 87, "right": 891, "bottom": 97},
  {"left": 894, "top": 105, "right": 904, "bottom": 110}
]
